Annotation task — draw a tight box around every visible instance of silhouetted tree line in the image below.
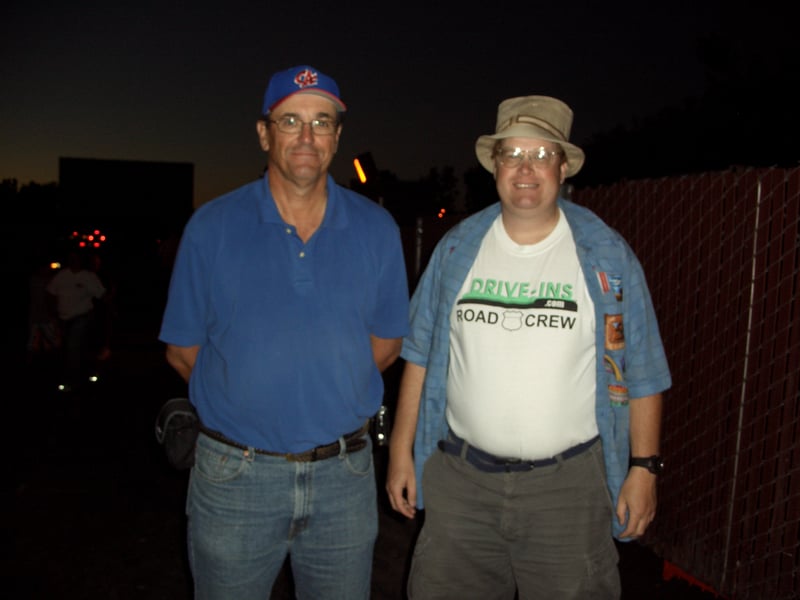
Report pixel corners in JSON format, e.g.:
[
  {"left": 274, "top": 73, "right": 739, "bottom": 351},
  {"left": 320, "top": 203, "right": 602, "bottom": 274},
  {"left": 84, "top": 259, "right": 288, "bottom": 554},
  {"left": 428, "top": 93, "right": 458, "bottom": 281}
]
[
  {"left": 363, "top": 27, "right": 800, "bottom": 221},
  {"left": 573, "top": 27, "right": 799, "bottom": 188},
  {"left": 2, "top": 178, "right": 60, "bottom": 221},
  {"left": 358, "top": 165, "right": 474, "bottom": 227}
]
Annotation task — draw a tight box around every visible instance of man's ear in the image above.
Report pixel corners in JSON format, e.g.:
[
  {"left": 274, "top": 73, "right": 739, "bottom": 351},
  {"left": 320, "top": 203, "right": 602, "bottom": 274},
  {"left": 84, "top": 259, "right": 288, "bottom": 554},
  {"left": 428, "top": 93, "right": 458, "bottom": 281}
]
[{"left": 256, "top": 120, "right": 270, "bottom": 152}]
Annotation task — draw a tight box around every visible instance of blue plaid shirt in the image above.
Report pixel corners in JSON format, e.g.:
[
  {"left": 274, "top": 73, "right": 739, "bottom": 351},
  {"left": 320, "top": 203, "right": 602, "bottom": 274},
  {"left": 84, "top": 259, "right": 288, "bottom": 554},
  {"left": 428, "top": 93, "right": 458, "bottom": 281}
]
[{"left": 401, "top": 199, "right": 672, "bottom": 539}]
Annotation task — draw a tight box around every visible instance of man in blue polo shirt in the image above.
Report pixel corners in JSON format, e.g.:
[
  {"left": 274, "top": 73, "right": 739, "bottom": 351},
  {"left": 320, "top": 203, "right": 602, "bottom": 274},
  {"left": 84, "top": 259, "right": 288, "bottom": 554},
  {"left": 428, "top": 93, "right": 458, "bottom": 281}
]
[
  {"left": 159, "top": 65, "right": 409, "bottom": 599},
  {"left": 386, "top": 96, "right": 671, "bottom": 599}
]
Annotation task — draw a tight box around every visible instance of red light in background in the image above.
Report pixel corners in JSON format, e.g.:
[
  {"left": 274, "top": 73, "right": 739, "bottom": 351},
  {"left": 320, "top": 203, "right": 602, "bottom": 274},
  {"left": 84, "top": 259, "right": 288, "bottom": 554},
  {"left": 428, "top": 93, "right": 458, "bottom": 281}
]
[{"left": 67, "top": 228, "right": 109, "bottom": 249}]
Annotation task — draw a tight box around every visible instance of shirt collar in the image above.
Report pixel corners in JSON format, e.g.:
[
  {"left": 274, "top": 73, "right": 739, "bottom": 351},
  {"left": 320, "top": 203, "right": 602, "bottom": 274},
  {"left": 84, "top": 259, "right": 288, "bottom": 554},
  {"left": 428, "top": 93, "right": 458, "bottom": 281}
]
[{"left": 257, "top": 174, "right": 348, "bottom": 230}]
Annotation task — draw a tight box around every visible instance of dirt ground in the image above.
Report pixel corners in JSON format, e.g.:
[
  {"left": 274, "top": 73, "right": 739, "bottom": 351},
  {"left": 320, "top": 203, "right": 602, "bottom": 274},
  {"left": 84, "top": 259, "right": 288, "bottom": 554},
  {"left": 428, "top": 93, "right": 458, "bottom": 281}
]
[{"left": 3, "top": 317, "right": 717, "bottom": 599}]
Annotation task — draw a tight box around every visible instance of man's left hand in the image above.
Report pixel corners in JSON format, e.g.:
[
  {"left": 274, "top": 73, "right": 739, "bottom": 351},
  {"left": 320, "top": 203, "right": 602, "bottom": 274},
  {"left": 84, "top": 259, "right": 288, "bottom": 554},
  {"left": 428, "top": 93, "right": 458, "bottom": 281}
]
[{"left": 616, "top": 467, "right": 657, "bottom": 539}]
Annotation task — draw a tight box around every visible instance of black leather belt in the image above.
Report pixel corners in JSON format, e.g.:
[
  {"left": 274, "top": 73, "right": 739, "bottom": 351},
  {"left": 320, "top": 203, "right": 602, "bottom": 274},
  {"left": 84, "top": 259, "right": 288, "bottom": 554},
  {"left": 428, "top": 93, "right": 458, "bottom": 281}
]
[
  {"left": 199, "top": 421, "right": 369, "bottom": 462},
  {"left": 438, "top": 431, "right": 600, "bottom": 473}
]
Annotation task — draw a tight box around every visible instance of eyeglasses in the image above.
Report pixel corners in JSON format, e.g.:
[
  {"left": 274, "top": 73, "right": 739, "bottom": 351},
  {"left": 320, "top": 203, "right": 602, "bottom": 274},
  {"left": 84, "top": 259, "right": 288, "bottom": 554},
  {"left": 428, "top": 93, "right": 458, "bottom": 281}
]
[
  {"left": 268, "top": 115, "right": 338, "bottom": 136},
  {"left": 495, "top": 146, "right": 563, "bottom": 169}
]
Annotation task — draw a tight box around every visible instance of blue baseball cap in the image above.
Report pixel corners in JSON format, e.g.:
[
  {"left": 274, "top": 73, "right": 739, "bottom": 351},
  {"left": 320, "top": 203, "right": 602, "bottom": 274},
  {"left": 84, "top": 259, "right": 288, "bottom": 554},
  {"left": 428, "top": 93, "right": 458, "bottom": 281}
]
[{"left": 262, "top": 65, "right": 347, "bottom": 114}]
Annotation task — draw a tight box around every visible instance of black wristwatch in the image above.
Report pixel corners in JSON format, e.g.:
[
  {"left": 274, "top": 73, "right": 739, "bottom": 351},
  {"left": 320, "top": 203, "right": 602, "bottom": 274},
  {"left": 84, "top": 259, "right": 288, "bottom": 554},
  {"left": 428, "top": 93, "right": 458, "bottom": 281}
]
[{"left": 630, "top": 455, "right": 664, "bottom": 475}]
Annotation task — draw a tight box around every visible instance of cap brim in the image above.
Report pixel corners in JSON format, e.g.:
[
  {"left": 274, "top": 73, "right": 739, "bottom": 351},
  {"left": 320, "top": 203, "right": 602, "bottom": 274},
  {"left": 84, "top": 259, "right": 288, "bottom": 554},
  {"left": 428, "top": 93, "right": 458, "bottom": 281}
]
[{"left": 268, "top": 89, "right": 347, "bottom": 113}]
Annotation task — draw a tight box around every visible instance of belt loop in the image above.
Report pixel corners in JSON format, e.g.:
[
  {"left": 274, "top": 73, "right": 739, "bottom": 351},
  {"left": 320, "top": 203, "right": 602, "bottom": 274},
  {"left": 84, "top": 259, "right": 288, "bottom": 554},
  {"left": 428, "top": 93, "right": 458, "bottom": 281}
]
[
  {"left": 244, "top": 446, "right": 256, "bottom": 463},
  {"left": 459, "top": 438, "right": 469, "bottom": 461},
  {"left": 337, "top": 436, "right": 347, "bottom": 458}
]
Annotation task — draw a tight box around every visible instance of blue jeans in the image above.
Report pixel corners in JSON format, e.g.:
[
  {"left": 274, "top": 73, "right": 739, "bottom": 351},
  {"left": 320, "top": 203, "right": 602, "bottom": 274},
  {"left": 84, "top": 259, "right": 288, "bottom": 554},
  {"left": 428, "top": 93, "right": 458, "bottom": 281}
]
[{"left": 187, "top": 431, "right": 377, "bottom": 600}]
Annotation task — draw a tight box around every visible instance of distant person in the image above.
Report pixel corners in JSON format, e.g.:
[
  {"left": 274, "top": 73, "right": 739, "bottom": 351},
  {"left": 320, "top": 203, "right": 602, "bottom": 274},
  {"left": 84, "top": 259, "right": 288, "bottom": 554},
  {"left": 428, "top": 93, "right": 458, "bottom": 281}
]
[
  {"left": 386, "top": 95, "right": 672, "bottom": 599},
  {"left": 46, "top": 250, "right": 106, "bottom": 392},
  {"left": 159, "top": 65, "right": 409, "bottom": 599},
  {"left": 26, "top": 257, "right": 60, "bottom": 366}
]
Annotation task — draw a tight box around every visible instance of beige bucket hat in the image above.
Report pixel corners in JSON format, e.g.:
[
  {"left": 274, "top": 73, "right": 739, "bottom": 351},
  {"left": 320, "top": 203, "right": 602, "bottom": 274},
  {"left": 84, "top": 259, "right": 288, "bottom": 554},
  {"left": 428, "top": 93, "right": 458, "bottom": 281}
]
[{"left": 475, "top": 95, "right": 585, "bottom": 177}]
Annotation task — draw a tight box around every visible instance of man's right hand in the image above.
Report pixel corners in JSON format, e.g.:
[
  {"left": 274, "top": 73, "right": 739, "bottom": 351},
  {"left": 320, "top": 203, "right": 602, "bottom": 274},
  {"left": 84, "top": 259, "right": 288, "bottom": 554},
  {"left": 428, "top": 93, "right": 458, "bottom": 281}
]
[
  {"left": 386, "top": 360, "right": 426, "bottom": 519},
  {"left": 386, "top": 452, "right": 417, "bottom": 519}
]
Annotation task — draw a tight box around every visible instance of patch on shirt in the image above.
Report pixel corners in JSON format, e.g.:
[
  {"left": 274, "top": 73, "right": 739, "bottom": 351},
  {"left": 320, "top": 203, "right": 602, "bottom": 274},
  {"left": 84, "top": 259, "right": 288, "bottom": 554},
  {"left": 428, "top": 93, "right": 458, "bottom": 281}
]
[
  {"left": 597, "top": 271, "right": 623, "bottom": 301},
  {"left": 603, "top": 354, "right": 624, "bottom": 379},
  {"left": 604, "top": 314, "right": 625, "bottom": 350},
  {"left": 608, "top": 384, "right": 629, "bottom": 406},
  {"left": 604, "top": 355, "right": 628, "bottom": 406}
]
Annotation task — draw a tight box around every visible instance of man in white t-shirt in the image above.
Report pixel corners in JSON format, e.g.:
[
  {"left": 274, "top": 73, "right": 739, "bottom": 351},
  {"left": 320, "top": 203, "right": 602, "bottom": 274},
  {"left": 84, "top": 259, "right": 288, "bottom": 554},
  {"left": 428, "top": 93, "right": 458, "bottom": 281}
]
[
  {"left": 46, "top": 251, "right": 106, "bottom": 392},
  {"left": 387, "top": 96, "right": 671, "bottom": 599}
]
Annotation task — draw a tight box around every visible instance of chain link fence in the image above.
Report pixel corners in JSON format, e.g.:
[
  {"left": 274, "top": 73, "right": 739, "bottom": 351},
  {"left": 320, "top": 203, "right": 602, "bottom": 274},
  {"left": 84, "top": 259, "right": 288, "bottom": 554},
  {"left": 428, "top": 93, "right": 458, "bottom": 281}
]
[{"left": 573, "top": 166, "right": 800, "bottom": 599}]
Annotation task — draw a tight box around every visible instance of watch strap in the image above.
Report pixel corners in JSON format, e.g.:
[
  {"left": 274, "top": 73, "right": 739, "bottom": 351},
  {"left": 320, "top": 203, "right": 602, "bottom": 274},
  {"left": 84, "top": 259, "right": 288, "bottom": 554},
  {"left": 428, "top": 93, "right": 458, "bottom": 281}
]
[{"left": 630, "top": 455, "right": 664, "bottom": 475}]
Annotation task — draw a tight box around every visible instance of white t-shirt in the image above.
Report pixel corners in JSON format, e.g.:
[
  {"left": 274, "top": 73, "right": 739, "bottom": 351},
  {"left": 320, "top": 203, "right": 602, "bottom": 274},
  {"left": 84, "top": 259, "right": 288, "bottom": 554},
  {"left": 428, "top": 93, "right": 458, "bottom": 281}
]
[
  {"left": 446, "top": 210, "right": 598, "bottom": 460},
  {"left": 46, "top": 268, "right": 106, "bottom": 320}
]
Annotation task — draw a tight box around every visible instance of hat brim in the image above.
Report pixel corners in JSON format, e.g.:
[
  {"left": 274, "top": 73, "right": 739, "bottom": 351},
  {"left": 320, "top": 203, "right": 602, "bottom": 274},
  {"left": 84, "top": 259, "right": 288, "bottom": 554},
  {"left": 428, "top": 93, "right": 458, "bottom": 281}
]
[
  {"left": 268, "top": 89, "right": 347, "bottom": 113},
  {"left": 475, "top": 123, "right": 585, "bottom": 177}
]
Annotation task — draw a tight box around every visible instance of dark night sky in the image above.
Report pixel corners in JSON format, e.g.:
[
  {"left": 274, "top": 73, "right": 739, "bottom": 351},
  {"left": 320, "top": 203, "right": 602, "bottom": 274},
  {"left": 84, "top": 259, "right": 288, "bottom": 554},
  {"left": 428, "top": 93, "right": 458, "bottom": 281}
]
[{"left": 1, "top": 0, "right": 772, "bottom": 206}]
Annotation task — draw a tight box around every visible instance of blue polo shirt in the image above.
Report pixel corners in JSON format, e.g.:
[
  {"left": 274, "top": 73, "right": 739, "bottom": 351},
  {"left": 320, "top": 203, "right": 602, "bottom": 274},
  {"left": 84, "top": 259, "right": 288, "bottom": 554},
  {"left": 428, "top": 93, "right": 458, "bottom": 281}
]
[{"left": 159, "top": 175, "right": 409, "bottom": 453}]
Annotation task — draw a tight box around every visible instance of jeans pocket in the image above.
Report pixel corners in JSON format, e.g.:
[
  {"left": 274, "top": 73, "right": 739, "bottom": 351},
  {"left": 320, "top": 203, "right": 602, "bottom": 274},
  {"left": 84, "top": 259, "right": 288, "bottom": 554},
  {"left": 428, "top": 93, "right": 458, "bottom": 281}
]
[
  {"left": 587, "top": 442, "right": 615, "bottom": 510},
  {"left": 194, "top": 435, "right": 249, "bottom": 483},
  {"left": 343, "top": 440, "right": 373, "bottom": 476}
]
